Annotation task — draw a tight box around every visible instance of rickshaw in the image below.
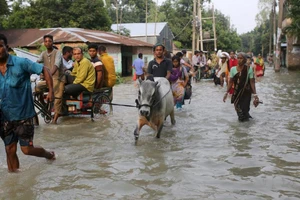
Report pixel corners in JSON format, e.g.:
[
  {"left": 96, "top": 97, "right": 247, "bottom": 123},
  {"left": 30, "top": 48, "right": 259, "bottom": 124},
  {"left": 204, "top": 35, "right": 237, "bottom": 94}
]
[{"left": 32, "top": 78, "right": 112, "bottom": 124}]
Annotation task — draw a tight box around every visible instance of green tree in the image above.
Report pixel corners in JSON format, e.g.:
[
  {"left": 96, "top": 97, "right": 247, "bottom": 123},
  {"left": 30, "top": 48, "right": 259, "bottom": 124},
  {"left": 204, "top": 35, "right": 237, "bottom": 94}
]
[
  {"left": 2, "top": 0, "right": 111, "bottom": 30},
  {"left": 0, "top": 0, "right": 9, "bottom": 16},
  {"left": 0, "top": 0, "right": 9, "bottom": 29},
  {"left": 240, "top": 19, "right": 271, "bottom": 56},
  {"left": 106, "top": 0, "right": 157, "bottom": 24},
  {"left": 285, "top": 0, "right": 300, "bottom": 36}
]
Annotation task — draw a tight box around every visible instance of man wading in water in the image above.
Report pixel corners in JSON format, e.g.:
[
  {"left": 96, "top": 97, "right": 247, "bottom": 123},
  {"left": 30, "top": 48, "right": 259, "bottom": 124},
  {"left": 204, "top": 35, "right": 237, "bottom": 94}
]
[{"left": 0, "top": 34, "right": 55, "bottom": 172}]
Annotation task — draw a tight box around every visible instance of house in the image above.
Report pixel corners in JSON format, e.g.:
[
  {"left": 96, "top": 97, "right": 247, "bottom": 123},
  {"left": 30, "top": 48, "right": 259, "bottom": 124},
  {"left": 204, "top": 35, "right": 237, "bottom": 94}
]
[
  {"left": 111, "top": 22, "right": 174, "bottom": 52},
  {"left": 1, "top": 28, "right": 154, "bottom": 76},
  {"left": 276, "top": 0, "right": 300, "bottom": 70}
]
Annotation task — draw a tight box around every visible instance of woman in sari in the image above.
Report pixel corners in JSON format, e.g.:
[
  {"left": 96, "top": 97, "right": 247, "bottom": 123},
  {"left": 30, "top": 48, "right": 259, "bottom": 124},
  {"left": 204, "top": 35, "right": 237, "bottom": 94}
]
[
  {"left": 169, "top": 56, "right": 189, "bottom": 110},
  {"left": 223, "top": 52, "right": 260, "bottom": 122},
  {"left": 254, "top": 54, "right": 264, "bottom": 77}
]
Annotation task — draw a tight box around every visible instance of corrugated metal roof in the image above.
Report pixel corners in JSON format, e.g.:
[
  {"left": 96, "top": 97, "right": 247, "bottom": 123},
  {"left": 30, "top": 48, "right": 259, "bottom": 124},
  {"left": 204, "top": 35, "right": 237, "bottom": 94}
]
[
  {"left": 1, "top": 28, "right": 153, "bottom": 48},
  {"left": 13, "top": 48, "right": 39, "bottom": 62},
  {"left": 111, "top": 22, "right": 170, "bottom": 37}
]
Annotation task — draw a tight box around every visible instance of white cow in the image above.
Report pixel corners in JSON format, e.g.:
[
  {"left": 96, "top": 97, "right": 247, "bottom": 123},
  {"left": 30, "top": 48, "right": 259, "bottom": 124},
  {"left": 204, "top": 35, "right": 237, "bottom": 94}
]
[{"left": 134, "top": 77, "right": 175, "bottom": 140}]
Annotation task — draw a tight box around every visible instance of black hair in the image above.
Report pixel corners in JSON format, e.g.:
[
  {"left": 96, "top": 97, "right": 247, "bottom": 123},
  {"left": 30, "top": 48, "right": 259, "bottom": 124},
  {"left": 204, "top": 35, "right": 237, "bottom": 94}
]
[
  {"left": 62, "top": 46, "right": 73, "bottom": 55},
  {"left": 182, "top": 49, "right": 187, "bottom": 54},
  {"left": 175, "top": 52, "right": 183, "bottom": 58},
  {"left": 138, "top": 53, "right": 143, "bottom": 58},
  {"left": 172, "top": 55, "right": 181, "bottom": 62},
  {"left": 88, "top": 43, "right": 98, "bottom": 50},
  {"left": 0, "top": 34, "right": 8, "bottom": 46},
  {"left": 153, "top": 43, "right": 165, "bottom": 52},
  {"left": 43, "top": 34, "right": 53, "bottom": 41},
  {"left": 164, "top": 50, "right": 172, "bottom": 59},
  {"left": 199, "top": 50, "right": 203, "bottom": 53},
  {"left": 98, "top": 45, "right": 106, "bottom": 52},
  {"left": 194, "top": 50, "right": 199, "bottom": 55}
]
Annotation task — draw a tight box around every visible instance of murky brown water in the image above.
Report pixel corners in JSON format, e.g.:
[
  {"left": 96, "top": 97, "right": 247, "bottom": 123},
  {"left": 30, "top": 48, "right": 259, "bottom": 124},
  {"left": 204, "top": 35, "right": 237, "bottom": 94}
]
[{"left": 0, "top": 67, "right": 299, "bottom": 200}]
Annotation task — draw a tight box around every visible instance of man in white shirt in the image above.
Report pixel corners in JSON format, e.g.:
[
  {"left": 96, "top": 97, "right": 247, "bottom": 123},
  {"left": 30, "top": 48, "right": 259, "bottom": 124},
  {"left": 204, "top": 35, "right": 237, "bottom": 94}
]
[
  {"left": 198, "top": 50, "right": 207, "bottom": 67},
  {"left": 62, "top": 46, "right": 74, "bottom": 71},
  {"left": 192, "top": 50, "right": 200, "bottom": 70}
]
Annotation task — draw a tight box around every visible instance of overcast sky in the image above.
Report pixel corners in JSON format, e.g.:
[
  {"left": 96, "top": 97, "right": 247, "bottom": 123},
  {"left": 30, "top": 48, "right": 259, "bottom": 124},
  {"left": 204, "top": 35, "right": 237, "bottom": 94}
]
[{"left": 157, "top": 0, "right": 260, "bottom": 34}]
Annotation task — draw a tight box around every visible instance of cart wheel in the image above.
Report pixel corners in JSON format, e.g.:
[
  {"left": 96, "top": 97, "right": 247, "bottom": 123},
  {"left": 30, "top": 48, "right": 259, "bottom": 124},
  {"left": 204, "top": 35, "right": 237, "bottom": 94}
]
[
  {"left": 44, "top": 115, "right": 52, "bottom": 124},
  {"left": 92, "top": 94, "right": 111, "bottom": 119}
]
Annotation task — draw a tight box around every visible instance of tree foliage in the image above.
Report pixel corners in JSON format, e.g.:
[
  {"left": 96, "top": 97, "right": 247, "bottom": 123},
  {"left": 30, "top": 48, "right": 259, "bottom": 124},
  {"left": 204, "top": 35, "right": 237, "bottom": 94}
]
[
  {"left": 2, "top": 0, "right": 242, "bottom": 52},
  {"left": 0, "top": 0, "right": 9, "bottom": 16},
  {"left": 240, "top": 20, "right": 271, "bottom": 56},
  {"left": 201, "top": 9, "right": 241, "bottom": 52},
  {"left": 256, "top": 0, "right": 274, "bottom": 26},
  {"left": 2, "top": 0, "right": 111, "bottom": 30},
  {"left": 156, "top": 0, "right": 240, "bottom": 50},
  {"left": 0, "top": 0, "right": 9, "bottom": 29},
  {"left": 285, "top": 0, "right": 300, "bottom": 36}
]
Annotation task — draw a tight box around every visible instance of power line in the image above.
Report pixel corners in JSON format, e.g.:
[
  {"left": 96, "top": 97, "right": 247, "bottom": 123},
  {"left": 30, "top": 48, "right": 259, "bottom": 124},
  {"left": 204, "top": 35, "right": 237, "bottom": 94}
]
[{"left": 174, "top": 19, "right": 192, "bottom": 39}]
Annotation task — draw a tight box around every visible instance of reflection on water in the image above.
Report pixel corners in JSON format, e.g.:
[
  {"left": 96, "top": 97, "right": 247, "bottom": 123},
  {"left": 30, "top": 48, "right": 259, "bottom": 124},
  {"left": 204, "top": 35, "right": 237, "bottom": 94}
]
[{"left": 0, "top": 68, "right": 299, "bottom": 199}]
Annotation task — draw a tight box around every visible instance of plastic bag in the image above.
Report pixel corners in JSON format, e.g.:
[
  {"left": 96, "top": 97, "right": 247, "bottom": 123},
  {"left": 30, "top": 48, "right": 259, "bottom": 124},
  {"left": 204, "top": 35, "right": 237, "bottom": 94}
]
[{"left": 132, "top": 72, "right": 137, "bottom": 81}]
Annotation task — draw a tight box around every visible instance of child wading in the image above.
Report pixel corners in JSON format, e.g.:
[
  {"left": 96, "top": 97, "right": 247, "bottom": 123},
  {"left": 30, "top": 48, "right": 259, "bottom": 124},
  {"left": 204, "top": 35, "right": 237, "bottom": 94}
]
[{"left": 168, "top": 55, "right": 189, "bottom": 110}]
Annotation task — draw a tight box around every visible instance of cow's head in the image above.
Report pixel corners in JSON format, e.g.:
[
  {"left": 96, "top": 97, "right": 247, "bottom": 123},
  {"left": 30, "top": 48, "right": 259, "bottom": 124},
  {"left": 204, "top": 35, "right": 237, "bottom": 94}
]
[{"left": 136, "top": 79, "right": 159, "bottom": 117}]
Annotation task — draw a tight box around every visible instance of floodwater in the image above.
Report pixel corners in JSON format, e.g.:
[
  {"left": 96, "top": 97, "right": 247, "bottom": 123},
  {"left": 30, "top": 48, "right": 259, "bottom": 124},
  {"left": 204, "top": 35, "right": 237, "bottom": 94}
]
[{"left": 0, "top": 67, "right": 299, "bottom": 200}]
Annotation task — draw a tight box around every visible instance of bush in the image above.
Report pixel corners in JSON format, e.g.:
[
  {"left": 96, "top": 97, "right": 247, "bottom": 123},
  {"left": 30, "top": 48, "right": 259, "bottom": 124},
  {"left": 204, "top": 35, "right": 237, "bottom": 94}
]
[{"left": 174, "top": 41, "right": 182, "bottom": 49}]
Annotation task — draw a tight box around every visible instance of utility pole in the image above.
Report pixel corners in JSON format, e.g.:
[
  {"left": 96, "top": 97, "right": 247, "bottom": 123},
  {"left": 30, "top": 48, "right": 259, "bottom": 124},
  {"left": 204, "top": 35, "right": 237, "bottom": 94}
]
[
  {"left": 154, "top": 0, "right": 158, "bottom": 36},
  {"left": 198, "top": 0, "right": 203, "bottom": 51},
  {"left": 115, "top": 0, "right": 119, "bottom": 34},
  {"left": 192, "top": 0, "right": 196, "bottom": 53},
  {"left": 269, "top": 11, "right": 272, "bottom": 55},
  {"left": 212, "top": 4, "right": 217, "bottom": 51},
  {"left": 273, "top": 0, "right": 277, "bottom": 61},
  {"left": 145, "top": 0, "right": 148, "bottom": 42},
  {"left": 275, "top": 0, "right": 283, "bottom": 72}
]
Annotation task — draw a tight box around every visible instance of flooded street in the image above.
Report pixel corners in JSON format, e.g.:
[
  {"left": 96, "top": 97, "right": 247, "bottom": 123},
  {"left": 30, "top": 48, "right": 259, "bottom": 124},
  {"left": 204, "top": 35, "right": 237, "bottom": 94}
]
[{"left": 0, "top": 67, "right": 299, "bottom": 200}]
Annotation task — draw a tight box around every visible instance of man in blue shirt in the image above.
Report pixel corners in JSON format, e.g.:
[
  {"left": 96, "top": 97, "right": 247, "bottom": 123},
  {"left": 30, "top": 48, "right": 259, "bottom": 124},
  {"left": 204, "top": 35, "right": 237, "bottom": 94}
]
[
  {"left": 0, "top": 34, "right": 55, "bottom": 172},
  {"left": 132, "top": 53, "right": 145, "bottom": 80}
]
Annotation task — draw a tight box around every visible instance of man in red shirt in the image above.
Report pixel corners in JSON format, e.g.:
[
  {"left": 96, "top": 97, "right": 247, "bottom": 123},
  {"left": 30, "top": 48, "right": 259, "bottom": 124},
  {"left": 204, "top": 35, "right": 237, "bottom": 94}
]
[{"left": 229, "top": 51, "right": 238, "bottom": 69}]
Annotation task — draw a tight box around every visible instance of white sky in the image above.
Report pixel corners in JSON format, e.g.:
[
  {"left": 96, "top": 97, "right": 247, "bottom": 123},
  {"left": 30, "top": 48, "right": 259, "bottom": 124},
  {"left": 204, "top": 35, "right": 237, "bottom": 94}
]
[{"left": 157, "top": 0, "right": 260, "bottom": 34}]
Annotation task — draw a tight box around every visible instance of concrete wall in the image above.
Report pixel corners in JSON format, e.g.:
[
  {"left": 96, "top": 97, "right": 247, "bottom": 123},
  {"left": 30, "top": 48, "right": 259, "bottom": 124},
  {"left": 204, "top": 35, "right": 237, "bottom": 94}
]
[
  {"left": 132, "top": 46, "right": 154, "bottom": 74},
  {"left": 103, "top": 44, "right": 122, "bottom": 74},
  {"left": 286, "top": 35, "right": 300, "bottom": 70}
]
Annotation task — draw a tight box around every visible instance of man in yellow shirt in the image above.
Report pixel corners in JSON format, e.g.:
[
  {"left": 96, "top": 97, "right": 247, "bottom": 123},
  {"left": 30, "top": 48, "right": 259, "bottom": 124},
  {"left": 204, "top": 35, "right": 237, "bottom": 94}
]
[
  {"left": 98, "top": 45, "right": 116, "bottom": 88},
  {"left": 65, "top": 47, "right": 95, "bottom": 98}
]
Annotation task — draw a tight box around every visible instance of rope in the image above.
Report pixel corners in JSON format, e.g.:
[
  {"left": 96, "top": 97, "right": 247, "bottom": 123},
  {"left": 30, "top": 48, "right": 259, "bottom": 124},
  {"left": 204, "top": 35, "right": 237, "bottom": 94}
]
[
  {"left": 36, "top": 88, "right": 172, "bottom": 110},
  {"left": 136, "top": 87, "right": 171, "bottom": 109},
  {"left": 174, "top": 19, "right": 192, "bottom": 39}
]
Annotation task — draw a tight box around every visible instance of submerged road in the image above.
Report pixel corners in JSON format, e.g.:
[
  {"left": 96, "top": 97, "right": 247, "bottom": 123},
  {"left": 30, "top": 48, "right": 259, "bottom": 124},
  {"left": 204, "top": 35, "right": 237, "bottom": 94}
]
[{"left": 0, "top": 67, "right": 299, "bottom": 199}]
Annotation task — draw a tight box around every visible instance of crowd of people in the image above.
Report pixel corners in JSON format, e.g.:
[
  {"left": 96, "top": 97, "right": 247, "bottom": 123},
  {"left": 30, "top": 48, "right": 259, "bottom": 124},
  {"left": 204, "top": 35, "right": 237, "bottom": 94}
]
[
  {"left": 0, "top": 33, "right": 117, "bottom": 172},
  {"left": 35, "top": 35, "right": 117, "bottom": 123},
  {"left": 135, "top": 44, "right": 263, "bottom": 121},
  {"left": 0, "top": 31, "right": 265, "bottom": 172}
]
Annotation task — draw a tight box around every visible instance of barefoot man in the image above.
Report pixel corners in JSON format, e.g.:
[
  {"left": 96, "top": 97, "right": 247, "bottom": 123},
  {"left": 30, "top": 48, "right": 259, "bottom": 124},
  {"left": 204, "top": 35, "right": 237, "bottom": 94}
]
[{"left": 0, "top": 34, "right": 56, "bottom": 172}]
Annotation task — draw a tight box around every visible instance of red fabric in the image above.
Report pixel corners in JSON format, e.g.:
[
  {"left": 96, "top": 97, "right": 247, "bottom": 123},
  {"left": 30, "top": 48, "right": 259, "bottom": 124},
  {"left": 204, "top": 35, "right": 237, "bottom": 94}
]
[
  {"left": 229, "top": 58, "right": 238, "bottom": 69},
  {"left": 256, "top": 65, "right": 264, "bottom": 77},
  {"left": 229, "top": 87, "right": 234, "bottom": 95}
]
